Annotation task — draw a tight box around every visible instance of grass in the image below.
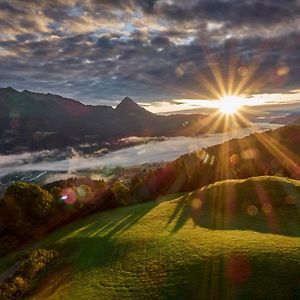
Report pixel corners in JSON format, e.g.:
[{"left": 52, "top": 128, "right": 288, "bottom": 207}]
[{"left": 1, "top": 176, "right": 300, "bottom": 299}]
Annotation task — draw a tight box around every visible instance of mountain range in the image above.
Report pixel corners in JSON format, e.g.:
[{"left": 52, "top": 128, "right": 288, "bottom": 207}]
[{"left": 0, "top": 87, "right": 248, "bottom": 153}]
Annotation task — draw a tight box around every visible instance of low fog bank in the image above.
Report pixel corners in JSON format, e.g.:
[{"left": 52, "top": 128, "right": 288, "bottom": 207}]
[{"left": 0, "top": 123, "right": 281, "bottom": 177}]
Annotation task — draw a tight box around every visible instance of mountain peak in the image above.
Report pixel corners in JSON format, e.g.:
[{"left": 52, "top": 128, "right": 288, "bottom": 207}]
[
  {"left": 116, "top": 97, "right": 141, "bottom": 110},
  {"left": 2, "top": 86, "right": 18, "bottom": 93},
  {"left": 123, "top": 96, "right": 133, "bottom": 101},
  {"left": 115, "top": 97, "right": 154, "bottom": 116},
  {"left": 119, "top": 96, "right": 138, "bottom": 106}
]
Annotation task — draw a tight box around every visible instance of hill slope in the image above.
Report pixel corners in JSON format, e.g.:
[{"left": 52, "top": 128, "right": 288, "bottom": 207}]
[
  {"left": 137, "top": 121, "right": 300, "bottom": 201},
  {"left": 1, "top": 176, "right": 300, "bottom": 299}
]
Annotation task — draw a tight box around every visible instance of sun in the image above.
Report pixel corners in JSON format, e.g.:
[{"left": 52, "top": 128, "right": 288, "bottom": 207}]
[{"left": 217, "top": 95, "right": 243, "bottom": 115}]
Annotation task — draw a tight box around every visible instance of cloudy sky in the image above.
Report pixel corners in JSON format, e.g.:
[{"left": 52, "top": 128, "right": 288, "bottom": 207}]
[{"left": 1, "top": 0, "right": 300, "bottom": 111}]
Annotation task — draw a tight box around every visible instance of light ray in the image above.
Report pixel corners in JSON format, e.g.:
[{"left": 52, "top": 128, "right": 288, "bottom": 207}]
[{"left": 254, "top": 132, "right": 300, "bottom": 178}]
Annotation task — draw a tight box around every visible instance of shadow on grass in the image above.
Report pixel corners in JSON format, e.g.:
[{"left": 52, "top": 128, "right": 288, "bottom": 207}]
[
  {"left": 53, "top": 236, "right": 300, "bottom": 300},
  {"left": 55, "top": 236, "right": 129, "bottom": 270},
  {"left": 28, "top": 201, "right": 159, "bottom": 298},
  {"left": 29, "top": 184, "right": 300, "bottom": 299},
  {"left": 160, "top": 254, "right": 300, "bottom": 300},
  {"left": 168, "top": 179, "right": 300, "bottom": 237},
  {"left": 75, "top": 200, "right": 158, "bottom": 239},
  {"left": 42, "top": 200, "right": 158, "bottom": 247}
]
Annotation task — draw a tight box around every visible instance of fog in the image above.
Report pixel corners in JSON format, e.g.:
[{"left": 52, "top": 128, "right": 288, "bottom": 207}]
[
  {"left": 0, "top": 123, "right": 281, "bottom": 177},
  {"left": 0, "top": 150, "right": 58, "bottom": 168}
]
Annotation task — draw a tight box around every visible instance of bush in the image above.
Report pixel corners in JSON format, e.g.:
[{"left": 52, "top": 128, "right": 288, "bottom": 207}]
[
  {"left": 0, "top": 182, "right": 55, "bottom": 237},
  {"left": 18, "top": 249, "right": 58, "bottom": 279},
  {"left": 0, "top": 249, "right": 58, "bottom": 299},
  {"left": 112, "top": 182, "right": 131, "bottom": 206}
]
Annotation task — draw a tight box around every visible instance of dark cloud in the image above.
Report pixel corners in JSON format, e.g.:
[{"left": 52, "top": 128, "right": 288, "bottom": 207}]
[
  {"left": 151, "top": 35, "right": 170, "bottom": 47},
  {"left": 159, "top": 0, "right": 300, "bottom": 26},
  {"left": 0, "top": 1, "right": 23, "bottom": 14}
]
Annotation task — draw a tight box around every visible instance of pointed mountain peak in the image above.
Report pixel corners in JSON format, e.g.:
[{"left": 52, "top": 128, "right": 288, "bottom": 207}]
[
  {"left": 123, "top": 96, "right": 133, "bottom": 102},
  {"left": 119, "top": 96, "right": 138, "bottom": 106},
  {"left": 116, "top": 97, "right": 140, "bottom": 110},
  {"left": 115, "top": 97, "right": 154, "bottom": 116}
]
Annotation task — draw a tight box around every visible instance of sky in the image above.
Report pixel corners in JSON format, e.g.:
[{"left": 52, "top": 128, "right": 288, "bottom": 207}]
[{"left": 1, "top": 0, "right": 300, "bottom": 111}]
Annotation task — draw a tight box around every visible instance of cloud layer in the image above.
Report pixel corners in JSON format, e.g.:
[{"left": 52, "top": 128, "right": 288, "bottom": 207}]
[
  {"left": 1, "top": 0, "right": 300, "bottom": 104},
  {"left": 0, "top": 123, "right": 281, "bottom": 176}
]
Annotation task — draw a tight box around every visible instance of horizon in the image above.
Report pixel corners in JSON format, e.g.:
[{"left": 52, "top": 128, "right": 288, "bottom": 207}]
[{"left": 2, "top": 85, "right": 300, "bottom": 115}]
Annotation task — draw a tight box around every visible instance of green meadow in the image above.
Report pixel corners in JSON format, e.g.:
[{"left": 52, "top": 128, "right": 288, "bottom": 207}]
[{"left": 1, "top": 176, "right": 300, "bottom": 299}]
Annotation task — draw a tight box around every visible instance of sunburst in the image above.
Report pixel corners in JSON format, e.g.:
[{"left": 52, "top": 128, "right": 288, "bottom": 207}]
[{"left": 217, "top": 95, "right": 243, "bottom": 115}]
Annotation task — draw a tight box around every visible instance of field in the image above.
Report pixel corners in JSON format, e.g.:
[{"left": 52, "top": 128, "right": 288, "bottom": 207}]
[{"left": 1, "top": 176, "right": 300, "bottom": 299}]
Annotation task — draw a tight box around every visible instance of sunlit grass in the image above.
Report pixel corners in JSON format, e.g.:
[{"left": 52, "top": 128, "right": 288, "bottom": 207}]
[{"left": 1, "top": 176, "right": 299, "bottom": 299}]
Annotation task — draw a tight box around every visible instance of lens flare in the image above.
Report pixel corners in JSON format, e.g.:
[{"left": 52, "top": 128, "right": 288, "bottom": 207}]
[{"left": 60, "top": 188, "right": 77, "bottom": 205}]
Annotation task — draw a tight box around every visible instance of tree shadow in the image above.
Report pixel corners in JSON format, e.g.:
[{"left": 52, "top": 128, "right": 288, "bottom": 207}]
[
  {"left": 27, "top": 201, "right": 159, "bottom": 298},
  {"left": 74, "top": 200, "right": 158, "bottom": 239},
  {"left": 41, "top": 200, "right": 158, "bottom": 247},
  {"left": 168, "top": 180, "right": 300, "bottom": 237}
]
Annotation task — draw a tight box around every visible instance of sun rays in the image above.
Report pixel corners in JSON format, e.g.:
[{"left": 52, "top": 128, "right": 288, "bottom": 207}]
[
  {"left": 188, "top": 45, "right": 273, "bottom": 133},
  {"left": 172, "top": 45, "right": 300, "bottom": 236}
]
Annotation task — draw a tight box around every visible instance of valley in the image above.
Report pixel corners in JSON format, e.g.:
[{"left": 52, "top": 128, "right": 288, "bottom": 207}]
[{"left": 2, "top": 2, "right": 300, "bottom": 298}]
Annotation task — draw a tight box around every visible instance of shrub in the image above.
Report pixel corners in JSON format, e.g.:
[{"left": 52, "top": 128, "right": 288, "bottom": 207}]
[
  {"left": 0, "top": 249, "right": 58, "bottom": 299},
  {"left": 18, "top": 249, "right": 58, "bottom": 279},
  {"left": 0, "top": 182, "right": 55, "bottom": 237},
  {"left": 112, "top": 182, "right": 131, "bottom": 206}
]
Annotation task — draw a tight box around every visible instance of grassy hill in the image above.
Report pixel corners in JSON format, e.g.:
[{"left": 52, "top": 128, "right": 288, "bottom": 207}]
[
  {"left": 132, "top": 123, "right": 300, "bottom": 203},
  {"left": 1, "top": 176, "right": 300, "bottom": 299}
]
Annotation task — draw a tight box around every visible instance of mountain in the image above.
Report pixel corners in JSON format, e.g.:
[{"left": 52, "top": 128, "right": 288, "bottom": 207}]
[
  {"left": 0, "top": 87, "right": 248, "bottom": 154},
  {"left": 115, "top": 96, "right": 154, "bottom": 116},
  {"left": 271, "top": 112, "right": 300, "bottom": 125}
]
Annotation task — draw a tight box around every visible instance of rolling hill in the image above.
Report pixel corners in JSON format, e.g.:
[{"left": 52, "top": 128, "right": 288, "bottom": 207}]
[{"left": 1, "top": 176, "right": 299, "bottom": 299}]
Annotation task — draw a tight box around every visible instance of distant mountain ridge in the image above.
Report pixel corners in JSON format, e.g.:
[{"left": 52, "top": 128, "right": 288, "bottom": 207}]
[
  {"left": 0, "top": 87, "right": 247, "bottom": 153},
  {"left": 271, "top": 112, "right": 300, "bottom": 125},
  {"left": 0, "top": 87, "right": 206, "bottom": 153}
]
